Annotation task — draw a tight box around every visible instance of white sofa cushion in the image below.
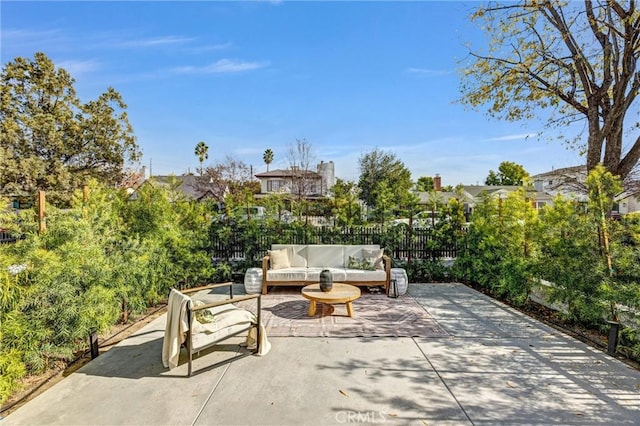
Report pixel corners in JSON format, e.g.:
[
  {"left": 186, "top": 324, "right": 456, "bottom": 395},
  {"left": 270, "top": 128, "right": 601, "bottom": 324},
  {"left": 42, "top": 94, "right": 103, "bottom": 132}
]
[
  {"left": 306, "top": 267, "right": 347, "bottom": 282},
  {"left": 307, "top": 245, "right": 345, "bottom": 268},
  {"left": 345, "top": 268, "right": 387, "bottom": 282},
  {"left": 272, "top": 244, "right": 308, "bottom": 268},
  {"left": 266, "top": 267, "right": 307, "bottom": 281}
]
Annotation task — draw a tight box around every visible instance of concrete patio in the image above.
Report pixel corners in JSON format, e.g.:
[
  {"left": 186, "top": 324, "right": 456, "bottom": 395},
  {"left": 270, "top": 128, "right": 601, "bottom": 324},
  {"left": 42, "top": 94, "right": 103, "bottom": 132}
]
[{"left": 3, "top": 283, "right": 640, "bottom": 425}]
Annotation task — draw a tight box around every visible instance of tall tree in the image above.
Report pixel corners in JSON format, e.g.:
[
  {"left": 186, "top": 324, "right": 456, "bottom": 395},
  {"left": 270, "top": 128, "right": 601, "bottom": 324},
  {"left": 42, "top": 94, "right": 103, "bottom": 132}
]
[
  {"left": 485, "top": 170, "right": 501, "bottom": 186},
  {"left": 460, "top": 1, "right": 640, "bottom": 181},
  {"left": 400, "top": 190, "right": 422, "bottom": 230},
  {"left": 194, "top": 141, "right": 208, "bottom": 176},
  {"left": 374, "top": 180, "right": 395, "bottom": 225},
  {"left": 416, "top": 176, "right": 435, "bottom": 192},
  {"left": 286, "top": 138, "right": 316, "bottom": 202},
  {"left": 485, "top": 161, "right": 530, "bottom": 186},
  {"left": 201, "top": 155, "right": 258, "bottom": 202},
  {"left": 358, "top": 148, "right": 413, "bottom": 209},
  {"left": 330, "top": 178, "right": 362, "bottom": 226},
  {"left": 263, "top": 148, "right": 274, "bottom": 172},
  {"left": 0, "top": 52, "right": 140, "bottom": 206}
]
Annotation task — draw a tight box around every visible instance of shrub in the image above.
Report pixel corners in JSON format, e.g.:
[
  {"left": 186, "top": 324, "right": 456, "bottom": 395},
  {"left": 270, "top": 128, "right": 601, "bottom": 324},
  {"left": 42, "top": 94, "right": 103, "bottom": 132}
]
[
  {"left": 455, "top": 188, "right": 538, "bottom": 305},
  {"left": 394, "top": 258, "right": 451, "bottom": 283},
  {"left": 0, "top": 181, "right": 221, "bottom": 403}
]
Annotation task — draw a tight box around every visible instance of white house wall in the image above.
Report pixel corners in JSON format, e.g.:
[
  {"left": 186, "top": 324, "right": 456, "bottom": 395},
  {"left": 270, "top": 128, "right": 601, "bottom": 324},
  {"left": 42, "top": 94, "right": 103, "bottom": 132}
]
[{"left": 617, "top": 194, "right": 640, "bottom": 214}]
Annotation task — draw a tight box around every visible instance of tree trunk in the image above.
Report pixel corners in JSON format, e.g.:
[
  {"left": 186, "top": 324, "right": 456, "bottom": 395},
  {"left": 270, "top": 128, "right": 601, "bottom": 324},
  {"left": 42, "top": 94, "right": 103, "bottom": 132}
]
[
  {"left": 603, "top": 128, "right": 623, "bottom": 174},
  {"left": 616, "top": 134, "right": 640, "bottom": 180},
  {"left": 586, "top": 105, "right": 604, "bottom": 172}
]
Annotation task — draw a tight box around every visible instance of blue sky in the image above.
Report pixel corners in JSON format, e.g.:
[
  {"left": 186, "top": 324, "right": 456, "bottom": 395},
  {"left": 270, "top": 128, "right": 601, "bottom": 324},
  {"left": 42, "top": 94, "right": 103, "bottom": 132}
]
[{"left": 2, "top": 1, "right": 584, "bottom": 186}]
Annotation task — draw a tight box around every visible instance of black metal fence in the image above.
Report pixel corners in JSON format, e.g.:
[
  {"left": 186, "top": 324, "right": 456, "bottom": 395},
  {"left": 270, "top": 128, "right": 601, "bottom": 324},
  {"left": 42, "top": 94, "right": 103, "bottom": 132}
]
[
  {"left": 392, "top": 228, "right": 460, "bottom": 260},
  {"left": 210, "top": 224, "right": 461, "bottom": 262},
  {"left": 0, "top": 229, "right": 17, "bottom": 244}
]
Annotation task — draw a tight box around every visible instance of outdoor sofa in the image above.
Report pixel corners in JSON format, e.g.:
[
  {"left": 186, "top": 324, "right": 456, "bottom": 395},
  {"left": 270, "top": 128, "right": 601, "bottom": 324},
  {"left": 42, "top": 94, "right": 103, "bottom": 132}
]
[{"left": 261, "top": 244, "right": 391, "bottom": 294}]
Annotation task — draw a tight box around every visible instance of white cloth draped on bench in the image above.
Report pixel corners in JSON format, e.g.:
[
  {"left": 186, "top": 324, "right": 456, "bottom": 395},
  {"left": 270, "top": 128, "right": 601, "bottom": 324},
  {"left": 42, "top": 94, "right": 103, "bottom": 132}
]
[{"left": 162, "top": 289, "right": 270, "bottom": 370}]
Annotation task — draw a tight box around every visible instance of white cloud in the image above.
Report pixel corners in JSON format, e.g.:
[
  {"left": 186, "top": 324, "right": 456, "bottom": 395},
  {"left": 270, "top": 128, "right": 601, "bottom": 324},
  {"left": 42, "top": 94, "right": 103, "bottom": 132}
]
[
  {"left": 189, "top": 42, "right": 233, "bottom": 53},
  {"left": 406, "top": 67, "right": 453, "bottom": 76},
  {"left": 112, "top": 35, "right": 195, "bottom": 48},
  {"left": 172, "top": 59, "right": 269, "bottom": 74},
  {"left": 2, "top": 28, "right": 67, "bottom": 50},
  {"left": 3, "top": 28, "right": 62, "bottom": 40},
  {"left": 57, "top": 59, "right": 101, "bottom": 76},
  {"left": 485, "top": 133, "right": 538, "bottom": 142}
]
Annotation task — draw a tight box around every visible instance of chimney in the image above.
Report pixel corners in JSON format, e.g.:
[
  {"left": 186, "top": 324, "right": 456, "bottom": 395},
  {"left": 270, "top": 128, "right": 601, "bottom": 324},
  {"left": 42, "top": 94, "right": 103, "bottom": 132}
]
[{"left": 434, "top": 174, "right": 442, "bottom": 191}]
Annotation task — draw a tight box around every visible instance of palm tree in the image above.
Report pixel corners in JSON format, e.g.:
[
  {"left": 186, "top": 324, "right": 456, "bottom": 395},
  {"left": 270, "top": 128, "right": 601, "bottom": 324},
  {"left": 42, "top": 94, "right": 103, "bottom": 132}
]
[
  {"left": 195, "top": 141, "right": 209, "bottom": 176},
  {"left": 263, "top": 148, "right": 274, "bottom": 172}
]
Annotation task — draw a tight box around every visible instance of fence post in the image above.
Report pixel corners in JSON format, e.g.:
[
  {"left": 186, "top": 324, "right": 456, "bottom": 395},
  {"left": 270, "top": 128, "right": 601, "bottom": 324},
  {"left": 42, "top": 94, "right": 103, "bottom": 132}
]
[
  {"left": 607, "top": 321, "right": 620, "bottom": 356},
  {"left": 89, "top": 330, "right": 99, "bottom": 359}
]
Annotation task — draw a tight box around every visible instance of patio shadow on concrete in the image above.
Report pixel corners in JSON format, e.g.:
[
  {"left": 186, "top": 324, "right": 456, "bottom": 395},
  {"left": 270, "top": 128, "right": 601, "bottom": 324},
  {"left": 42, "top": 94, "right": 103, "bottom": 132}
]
[{"left": 4, "top": 283, "right": 640, "bottom": 426}]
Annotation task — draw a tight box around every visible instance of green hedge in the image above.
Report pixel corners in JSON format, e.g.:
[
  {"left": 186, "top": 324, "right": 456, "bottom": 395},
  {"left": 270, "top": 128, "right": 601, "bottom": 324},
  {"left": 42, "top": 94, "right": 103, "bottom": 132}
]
[{"left": 454, "top": 168, "right": 640, "bottom": 359}]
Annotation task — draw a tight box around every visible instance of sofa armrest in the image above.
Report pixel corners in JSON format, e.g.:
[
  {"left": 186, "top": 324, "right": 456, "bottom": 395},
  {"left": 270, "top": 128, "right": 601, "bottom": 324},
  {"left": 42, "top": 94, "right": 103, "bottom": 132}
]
[
  {"left": 262, "top": 255, "right": 270, "bottom": 273},
  {"left": 382, "top": 255, "right": 391, "bottom": 291},
  {"left": 261, "top": 256, "right": 270, "bottom": 295},
  {"left": 382, "top": 255, "right": 391, "bottom": 270}
]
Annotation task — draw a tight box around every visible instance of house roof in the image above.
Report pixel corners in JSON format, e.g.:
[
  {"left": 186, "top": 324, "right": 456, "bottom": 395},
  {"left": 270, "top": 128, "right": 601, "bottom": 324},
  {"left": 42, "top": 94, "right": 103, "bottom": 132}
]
[
  {"left": 254, "top": 168, "right": 321, "bottom": 179},
  {"left": 531, "top": 165, "right": 587, "bottom": 180},
  {"left": 531, "top": 165, "right": 640, "bottom": 197},
  {"left": 414, "top": 185, "right": 549, "bottom": 205},
  {"left": 120, "top": 168, "right": 146, "bottom": 191},
  {"left": 460, "top": 185, "right": 523, "bottom": 198},
  {"left": 134, "top": 175, "right": 220, "bottom": 201}
]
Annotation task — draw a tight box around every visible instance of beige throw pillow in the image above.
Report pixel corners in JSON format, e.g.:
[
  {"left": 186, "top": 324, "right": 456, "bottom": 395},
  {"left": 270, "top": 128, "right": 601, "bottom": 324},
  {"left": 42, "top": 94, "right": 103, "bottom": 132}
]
[
  {"left": 348, "top": 255, "right": 376, "bottom": 271},
  {"left": 268, "top": 248, "right": 290, "bottom": 270},
  {"left": 362, "top": 248, "right": 384, "bottom": 270}
]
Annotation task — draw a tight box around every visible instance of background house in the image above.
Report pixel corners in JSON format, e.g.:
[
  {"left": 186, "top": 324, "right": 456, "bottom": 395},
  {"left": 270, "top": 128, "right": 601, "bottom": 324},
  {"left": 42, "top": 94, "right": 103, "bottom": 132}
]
[
  {"left": 532, "top": 165, "right": 589, "bottom": 201},
  {"left": 532, "top": 165, "right": 640, "bottom": 215},
  {"left": 254, "top": 160, "right": 335, "bottom": 200},
  {"left": 130, "top": 174, "right": 223, "bottom": 203},
  {"left": 415, "top": 177, "right": 551, "bottom": 220}
]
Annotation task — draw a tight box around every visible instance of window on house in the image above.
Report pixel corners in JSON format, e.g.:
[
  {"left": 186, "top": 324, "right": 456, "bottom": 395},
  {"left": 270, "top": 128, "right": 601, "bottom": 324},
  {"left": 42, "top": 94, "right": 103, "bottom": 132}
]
[{"left": 267, "top": 180, "right": 284, "bottom": 192}]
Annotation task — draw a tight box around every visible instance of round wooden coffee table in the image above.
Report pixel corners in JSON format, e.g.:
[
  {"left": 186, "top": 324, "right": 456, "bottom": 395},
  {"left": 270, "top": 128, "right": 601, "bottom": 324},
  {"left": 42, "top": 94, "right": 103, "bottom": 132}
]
[{"left": 301, "top": 283, "right": 361, "bottom": 317}]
